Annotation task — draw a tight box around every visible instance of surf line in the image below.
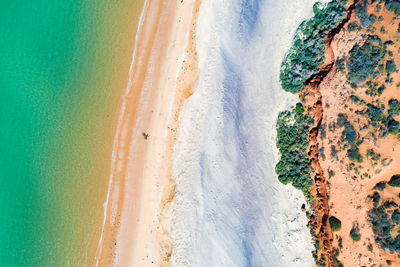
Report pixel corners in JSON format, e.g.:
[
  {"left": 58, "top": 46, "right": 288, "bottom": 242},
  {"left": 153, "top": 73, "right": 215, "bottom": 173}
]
[{"left": 95, "top": 0, "right": 149, "bottom": 266}]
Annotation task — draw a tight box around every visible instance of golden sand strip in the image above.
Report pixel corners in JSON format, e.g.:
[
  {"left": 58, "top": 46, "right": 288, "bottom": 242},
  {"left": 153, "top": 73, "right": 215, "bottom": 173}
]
[{"left": 96, "top": 0, "right": 202, "bottom": 266}]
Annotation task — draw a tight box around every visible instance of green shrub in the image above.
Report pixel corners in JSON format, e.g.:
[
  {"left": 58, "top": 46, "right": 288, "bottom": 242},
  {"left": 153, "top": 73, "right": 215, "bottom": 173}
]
[
  {"left": 368, "top": 201, "right": 400, "bottom": 252},
  {"left": 275, "top": 106, "right": 313, "bottom": 192},
  {"left": 329, "top": 216, "right": 342, "bottom": 231},
  {"left": 365, "top": 81, "right": 385, "bottom": 97},
  {"left": 350, "top": 225, "right": 361, "bottom": 241},
  {"left": 366, "top": 103, "right": 386, "bottom": 123},
  {"left": 280, "top": 1, "right": 347, "bottom": 93},
  {"left": 347, "top": 22, "right": 361, "bottom": 32},
  {"left": 331, "top": 145, "right": 339, "bottom": 160},
  {"left": 295, "top": 103, "right": 305, "bottom": 114},
  {"left": 392, "top": 209, "right": 400, "bottom": 224},
  {"left": 388, "top": 175, "right": 400, "bottom": 187},
  {"left": 333, "top": 248, "right": 344, "bottom": 267},
  {"left": 387, "top": 116, "right": 400, "bottom": 135},
  {"left": 347, "top": 36, "right": 385, "bottom": 85},
  {"left": 350, "top": 94, "right": 366, "bottom": 105},
  {"left": 340, "top": 118, "right": 357, "bottom": 146},
  {"left": 398, "top": 23, "right": 400, "bottom": 37},
  {"left": 386, "top": 60, "right": 398, "bottom": 74},
  {"left": 355, "top": 1, "right": 377, "bottom": 28},
  {"left": 320, "top": 124, "right": 326, "bottom": 139},
  {"left": 367, "top": 149, "right": 381, "bottom": 162},
  {"left": 373, "top": 181, "right": 386, "bottom": 191},
  {"left": 388, "top": 99, "right": 400, "bottom": 116},
  {"left": 356, "top": 100, "right": 400, "bottom": 136},
  {"left": 372, "top": 192, "right": 381, "bottom": 207},
  {"left": 385, "top": 0, "right": 400, "bottom": 16},
  {"left": 319, "top": 147, "right": 326, "bottom": 160},
  {"left": 336, "top": 57, "right": 346, "bottom": 72},
  {"left": 347, "top": 146, "right": 363, "bottom": 162}
]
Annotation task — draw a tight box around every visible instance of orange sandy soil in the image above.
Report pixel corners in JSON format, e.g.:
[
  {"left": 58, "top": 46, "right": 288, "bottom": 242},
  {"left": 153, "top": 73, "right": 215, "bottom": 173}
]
[
  {"left": 313, "top": 1, "right": 400, "bottom": 266},
  {"left": 95, "top": 0, "right": 201, "bottom": 266}
]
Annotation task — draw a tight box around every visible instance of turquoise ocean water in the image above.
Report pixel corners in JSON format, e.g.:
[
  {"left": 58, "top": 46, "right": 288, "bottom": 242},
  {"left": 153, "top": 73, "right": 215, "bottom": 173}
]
[{"left": 0, "top": 0, "right": 142, "bottom": 265}]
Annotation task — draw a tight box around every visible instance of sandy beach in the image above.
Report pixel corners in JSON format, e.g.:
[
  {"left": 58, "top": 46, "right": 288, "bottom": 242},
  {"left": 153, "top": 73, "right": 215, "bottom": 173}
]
[
  {"left": 169, "top": 0, "right": 327, "bottom": 266},
  {"left": 97, "top": 0, "right": 334, "bottom": 266},
  {"left": 95, "top": 0, "right": 201, "bottom": 266}
]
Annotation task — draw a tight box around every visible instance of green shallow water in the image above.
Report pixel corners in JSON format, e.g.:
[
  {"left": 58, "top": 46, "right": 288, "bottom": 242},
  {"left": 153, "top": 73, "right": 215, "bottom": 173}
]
[{"left": 0, "top": 0, "right": 142, "bottom": 265}]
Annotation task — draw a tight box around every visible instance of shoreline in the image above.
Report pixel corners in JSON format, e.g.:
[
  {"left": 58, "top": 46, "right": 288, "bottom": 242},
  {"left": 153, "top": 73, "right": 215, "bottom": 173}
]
[
  {"left": 95, "top": 0, "right": 201, "bottom": 266},
  {"left": 95, "top": 1, "right": 147, "bottom": 264}
]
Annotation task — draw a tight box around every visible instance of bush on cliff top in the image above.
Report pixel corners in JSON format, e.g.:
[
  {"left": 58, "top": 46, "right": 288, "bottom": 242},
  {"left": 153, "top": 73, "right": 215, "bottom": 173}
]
[
  {"left": 280, "top": 1, "right": 347, "bottom": 93},
  {"left": 329, "top": 216, "right": 342, "bottom": 231},
  {"left": 350, "top": 224, "right": 361, "bottom": 241},
  {"left": 363, "top": 102, "right": 400, "bottom": 136},
  {"left": 347, "top": 35, "right": 385, "bottom": 85},
  {"left": 389, "top": 99, "right": 400, "bottom": 116},
  {"left": 275, "top": 106, "right": 313, "bottom": 193},
  {"left": 386, "top": 60, "right": 398, "bottom": 75},
  {"left": 355, "top": 1, "right": 377, "bottom": 28},
  {"left": 388, "top": 175, "right": 400, "bottom": 187},
  {"left": 385, "top": 0, "right": 400, "bottom": 16},
  {"left": 368, "top": 200, "right": 400, "bottom": 252}
]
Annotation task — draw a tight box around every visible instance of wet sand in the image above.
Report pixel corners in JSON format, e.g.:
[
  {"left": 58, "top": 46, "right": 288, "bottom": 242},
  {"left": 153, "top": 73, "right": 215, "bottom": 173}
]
[{"left": 95, "top": 0, "right": 201, "bottom": 266}]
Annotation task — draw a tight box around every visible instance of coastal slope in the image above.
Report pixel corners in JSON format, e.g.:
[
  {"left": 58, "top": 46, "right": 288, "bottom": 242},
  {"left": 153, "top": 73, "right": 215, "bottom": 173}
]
[{"left": 277, "top": 0, "right": 400, "bottom": 265}]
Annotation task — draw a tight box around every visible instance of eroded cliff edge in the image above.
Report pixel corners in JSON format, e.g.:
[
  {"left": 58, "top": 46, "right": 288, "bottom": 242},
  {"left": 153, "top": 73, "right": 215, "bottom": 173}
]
[{"left": 277, "top": 0, "right": 400, "bottom": 266}]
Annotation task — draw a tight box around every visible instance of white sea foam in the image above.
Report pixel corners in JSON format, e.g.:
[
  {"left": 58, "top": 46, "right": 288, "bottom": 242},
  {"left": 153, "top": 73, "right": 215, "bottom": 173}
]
[{"left": 170, "top": 0, "right": 323, "bottom": 266}]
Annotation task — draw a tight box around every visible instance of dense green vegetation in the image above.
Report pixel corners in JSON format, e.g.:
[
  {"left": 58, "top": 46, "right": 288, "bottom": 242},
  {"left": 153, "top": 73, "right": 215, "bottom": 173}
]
[
  {"left": 362, "top": 101, "right": 400, "bottom": 136},
  {"left": 355, "top": 1, "right": 377, "bottom": 28},
  {"left": 347, "top": 21, "right": 361, "bottom": 32},
  {"left": 337, "top": 114, "right": 357, "bottom": 145},
  {"left": 346, "top": 35, "right": 385, "bottom": 85},
  {"left": 385, "top": 0, "right": 400, "bottom": 16},
  {"left": 350, "top": 224, "right": 361, "bottom": 241},
  {"left": 372, "top": 191, "right": 381, "bottom": 207},
  {"left": 367, "top": 149, "right": 381, "bottom": 164},
  {"left": 388, "top": 99, "right": 400, "bottom": 116},
  {"left": 350, "top": 94, "right": 366, "bottom": 105},
  {"left": 336, "top": 57, "right": 346, "bottom": 72},
  {"left": 347, "top": 146, "right": 363, "bottom": 162},
  {"left": 386, "top": 60, "right": 398, "bottom": 74},
  {"left": 279, "top": 1, "right": 400, "bottom": 264},
  {"left": 374, "top": 181, "right": 387, "bottom": 191},
  {"left": 336, "top": 114, "right": 363, "bottom": 162},
  {"left": 329, "top": 216, "right": 342, "bottom": 231},
  {"left": 333, "top": 248, "right": 344, "bottom": 267},
  {"left": 331, "top": 145, "right": 339, "bottom": 160},
  {"left": 280, "top": 0, "right": 347, "bottom": 93},
  {"left": 368, "top": 197, "right": 400, "bottom": 252},
  {"left": 365, "top": 81, "right": 385, "bottom": 97},
  {"left": 275, "top": 105, "right": 314, "bottom": 193}
]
